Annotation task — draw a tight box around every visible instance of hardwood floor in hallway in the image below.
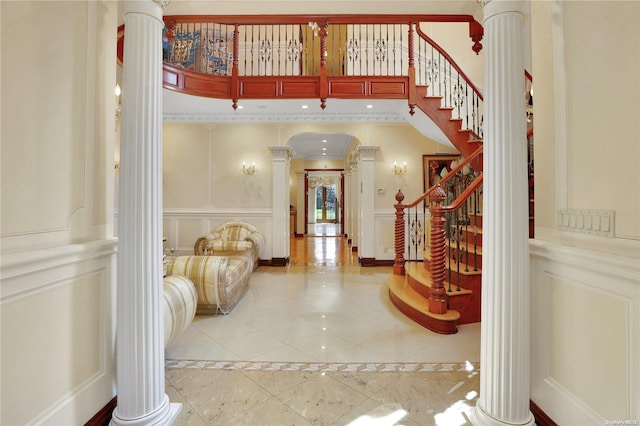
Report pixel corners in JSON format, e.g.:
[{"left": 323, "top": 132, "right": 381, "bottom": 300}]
[{"left": 290, "top": 224, "right": 357, "bottom": 266}]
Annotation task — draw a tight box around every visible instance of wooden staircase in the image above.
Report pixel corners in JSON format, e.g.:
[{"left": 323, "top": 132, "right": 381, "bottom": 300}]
[
  {"left": 414, "top": 86, "right": 482, "bottom": 160},
  {"left": 389, "top": 84, "right": 486, "bottom": 334},
  {"left": 388, "top": 205, "right": 485, "bottom": 334}
]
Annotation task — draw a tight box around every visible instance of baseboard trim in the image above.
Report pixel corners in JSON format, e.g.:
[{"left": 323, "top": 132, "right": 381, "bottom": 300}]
[
  {"left": 270, "top": 257, "right": 289, "bottom": 266},
  {"left": 530, "top": 400, "right": 558, "bottom": 426},
  {"left": 359, "top": 257, "right": 376, "bottom": 267},
  {"left": 85, "top": 397, "right": 116, "bottom": 426},
  {"left": 374, "top": 259, "right": 394, "bottom": 266}
]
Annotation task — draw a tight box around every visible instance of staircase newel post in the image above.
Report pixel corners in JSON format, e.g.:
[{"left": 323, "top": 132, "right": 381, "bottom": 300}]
[
  {"left": 393, "top": 190, "right": 406, "bottom": 275},
  {"left": 428, "top": 185, "right": 448, "bottom": 314}
]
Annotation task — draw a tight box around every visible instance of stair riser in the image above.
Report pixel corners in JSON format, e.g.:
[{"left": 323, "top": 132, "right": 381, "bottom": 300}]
[
  {"left": 449, "top": 228, "right": 483, "bottom": 247},
  {"left": 406, "top": 273, "right": 481, "bottom": 325},
  {"left": 466, "top": 214, "right": 483, "bottom": 228},
  {"left": 448, "top": 292, "right": 481, "bottom": 324},
  {"left": 424, "top": 260, "right": 482, "bottom": 282},
  {"left": 407, "top": 269, "right": 481, "bottom": 295},
  {"left": 388, "top": 289, "right": 459, "bottom": 335},
  {"left": 446, "top": 249, "right": 482, "bottom": 269}
]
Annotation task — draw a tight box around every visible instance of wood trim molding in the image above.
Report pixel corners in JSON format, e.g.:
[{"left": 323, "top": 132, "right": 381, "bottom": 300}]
[
  {"left": 530, "top": 400, "right": 558, "bottom": 426},
  {"left": 85, "top": 397, "right": 116, "bottom": 426},
  {"left": 270, "top": 257, "right": 289, "bottom": 267}
]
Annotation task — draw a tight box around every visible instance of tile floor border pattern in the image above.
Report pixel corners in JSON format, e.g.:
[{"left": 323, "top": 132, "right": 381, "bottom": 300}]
[{"left": 166, "top": 359, "right": 479, "bottom": 373}]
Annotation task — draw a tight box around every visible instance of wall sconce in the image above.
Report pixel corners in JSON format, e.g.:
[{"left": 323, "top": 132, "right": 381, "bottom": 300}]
[
  {"left": 392, "top": 161, "right": 407, "bottom": 176},
  {"left": 115, "top": 84, "right": 122, "bottom": 128},
  {"left": 242, "top": 161, "right": 256, "bottom": 175}
]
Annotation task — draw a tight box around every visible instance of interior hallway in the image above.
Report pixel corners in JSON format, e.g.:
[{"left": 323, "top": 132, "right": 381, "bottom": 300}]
[{"left": 165, "top": 226, "right": 480, "bottom": 425}]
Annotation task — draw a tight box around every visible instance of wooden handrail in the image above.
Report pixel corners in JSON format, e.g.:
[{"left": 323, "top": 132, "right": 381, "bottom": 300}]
[
  {"left": 437, "top": 174, "right": 483, "bottom": 213},
  {"left": 400, "top": 145, "right": 483, "bottom": 210},
  {"left": 414, "top": 26, "right": 484, "bottom": 102}
]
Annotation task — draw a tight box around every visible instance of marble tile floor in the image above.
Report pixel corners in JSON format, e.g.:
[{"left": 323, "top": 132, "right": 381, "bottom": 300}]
[{"left": 165, "top": 260, "right": 481, "bottom": 425}]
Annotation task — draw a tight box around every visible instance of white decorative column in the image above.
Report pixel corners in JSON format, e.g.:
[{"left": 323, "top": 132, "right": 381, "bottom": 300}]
[
  {"left": 472, "top": 1, "right": 534, "bottom": 425},
  {"left": 343, "top": 166, "right": 351, "bottom": 239},
  {"left": 355, "top": 146, "right": 379, "bottom": 265},
  {"left": 269, "top": 146, "right": 293, "bottom": 265},
  {"left": 349, "top": 159, "right": 360, "bottom": 250},
  {"left": 295, "top": 171, "right": 305, "bottom": 236},
  {"left": 112, "top": 1, "right": 181, "bottom": 425}
]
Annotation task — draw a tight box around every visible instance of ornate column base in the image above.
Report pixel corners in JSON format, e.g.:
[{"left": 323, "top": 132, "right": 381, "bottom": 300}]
[
  {"left": 111, "top": 397, "right": 181, "bottom": 426},
  {"left": 470, "top": 403, "right": 535, "bottom": 426}
]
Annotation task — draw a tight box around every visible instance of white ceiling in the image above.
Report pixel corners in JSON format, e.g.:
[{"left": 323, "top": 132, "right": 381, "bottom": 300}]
[
  {"left": 162, "top": 1, "right": 481, "bottom": 19},
  {"left": 162, "top": 90, "right": 453, "bottom": 159}
]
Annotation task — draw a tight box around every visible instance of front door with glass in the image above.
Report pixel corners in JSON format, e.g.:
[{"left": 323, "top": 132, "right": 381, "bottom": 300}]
[{"left": 316, "top": 184, "right": 337, "bottom": 223}]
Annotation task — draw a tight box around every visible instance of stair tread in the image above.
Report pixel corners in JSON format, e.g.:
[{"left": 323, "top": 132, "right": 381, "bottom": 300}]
[
  {"left": 405, "top": 262, "right": 474, "bottom": 295},
  {"left": 388, "top": 274, "right": 461, "bottom": 321}
]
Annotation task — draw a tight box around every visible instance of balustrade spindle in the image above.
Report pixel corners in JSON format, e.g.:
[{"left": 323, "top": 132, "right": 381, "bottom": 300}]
[{"left": 393, "top": 190, "right": 406, "bottom": 275}]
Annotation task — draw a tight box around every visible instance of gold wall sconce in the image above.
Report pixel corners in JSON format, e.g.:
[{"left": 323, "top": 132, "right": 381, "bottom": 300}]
[
  {"left": 392, "top": 161, "right": 407, "bottom": 176},
  {"left": 242, "top": 161, "right": 256, "bottom": 175}
]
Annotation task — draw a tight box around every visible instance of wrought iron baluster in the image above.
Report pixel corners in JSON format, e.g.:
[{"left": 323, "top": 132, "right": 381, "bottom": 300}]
[{"left": 446, "top": 211, "right": 453, "bottom": 293}]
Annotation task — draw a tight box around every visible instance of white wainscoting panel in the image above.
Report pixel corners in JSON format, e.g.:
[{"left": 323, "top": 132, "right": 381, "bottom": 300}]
[
  {"left": 0, "top": 240, "right": 117, "bottom": 425},
  {"left": 163, "top": 209, "right": 273, "bottom": 259},
  {"left": 374, "top": 209, "right": 398, "bottom": 261},
  {"left": 530, "top": 239, "right": 640, "bottom": 425}
]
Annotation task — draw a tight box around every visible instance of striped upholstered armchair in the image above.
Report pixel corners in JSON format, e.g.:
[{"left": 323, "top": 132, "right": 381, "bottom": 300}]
[{"left": 194, "top": 221, "right": 265, "bottom": 270}]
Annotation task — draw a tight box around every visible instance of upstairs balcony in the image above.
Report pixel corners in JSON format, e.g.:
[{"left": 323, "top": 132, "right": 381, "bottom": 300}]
[{"left": 117, "top": 14, "right": 485, "bottom": 156}]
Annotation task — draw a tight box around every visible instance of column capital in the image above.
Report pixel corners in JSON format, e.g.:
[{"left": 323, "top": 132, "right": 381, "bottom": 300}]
[
  {"left": 268, "top": 145, "right": 295, "bottom": 161},
  {"left": 354, "top": 145, "right": 379, "bottom": 161},
  {"left": 124, "top": 0, "right": 165, "bottom": 22},
  {"left": 152, "top": 0, "right": 170, "bottom": 9},
  {"left": 482, "top": 0, "right": 525, "bottom": 22},
  {"left": 268, "top": 146, "right": 295, "bottom": 161}
]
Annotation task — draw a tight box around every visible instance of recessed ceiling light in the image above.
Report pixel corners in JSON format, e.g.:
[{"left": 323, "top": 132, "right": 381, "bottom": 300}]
[
  {"left": 301, "top": 105, "right": 309, "bottom": 109},
  {"left": 322, "top": 153, "right": 326, "bottom": 156},
  {"left": 322, "top": 139, "right": 327, "bottom": 143},
  {"left": 237, "top": 105, "right": 244, "bottom": 109},
  {"left": 366, "top": 104, "right": 373, "bottom": 109},
  {"left": 322, "top": 147, "right": 327, "bottom": 151}
]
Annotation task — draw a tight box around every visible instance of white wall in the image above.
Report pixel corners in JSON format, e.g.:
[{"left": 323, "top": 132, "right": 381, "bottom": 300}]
[
  {"left": 530, "top": 2, "right": 640, "bottom": 423},
  {"left": 0, "top": 1, "right": 118, "bottom": 424}
]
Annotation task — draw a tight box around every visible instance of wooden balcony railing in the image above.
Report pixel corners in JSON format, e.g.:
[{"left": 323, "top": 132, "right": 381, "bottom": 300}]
[{"left": 116, "top": 14, "right": 484, "bottom": 112}]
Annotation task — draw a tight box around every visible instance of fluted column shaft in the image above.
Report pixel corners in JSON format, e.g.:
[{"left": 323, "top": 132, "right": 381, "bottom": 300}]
[
  {"left": 112, "top": 1, "right": 180, "bottom": 424},
  {"left": 473, "top": 1, "right": 534, "bottom": 425}
]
